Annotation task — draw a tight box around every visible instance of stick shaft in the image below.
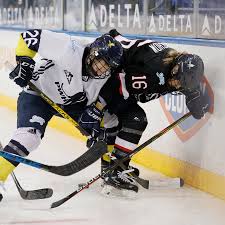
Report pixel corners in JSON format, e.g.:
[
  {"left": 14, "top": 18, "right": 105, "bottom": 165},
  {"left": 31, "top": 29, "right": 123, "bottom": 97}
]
[
  {"left": 51, "top": 112, "right": 191, "bottom": 208},
  {"left": 28, "top": 82, "right": 89, "bottom": 136}
]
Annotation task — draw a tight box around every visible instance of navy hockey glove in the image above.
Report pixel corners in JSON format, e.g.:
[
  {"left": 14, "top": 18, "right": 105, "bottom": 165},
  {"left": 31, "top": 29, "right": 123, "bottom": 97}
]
[
  {"left": 9, "top": 56, "right": 35, "bottom": 88},
  {"left": 86, "top": 128, "right": 106, "bottom": 148},
  {"left": 78, "top": 103, "right": 104, "bottom": 139}
]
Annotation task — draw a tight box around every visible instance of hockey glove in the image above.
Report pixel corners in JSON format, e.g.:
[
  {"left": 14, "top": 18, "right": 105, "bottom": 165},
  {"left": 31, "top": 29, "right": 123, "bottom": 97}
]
[
  {"left": 86, "top": 128, "right": 106, "bottom": 148},
  {"left": 78, "top": 103, "right": 104, "bottom": 139},
  {"left": 185, "top": 89, "right": 210, "bottom": 120},
  {"left": 9, "top": 56, "right": 35, "bottom": 88}
]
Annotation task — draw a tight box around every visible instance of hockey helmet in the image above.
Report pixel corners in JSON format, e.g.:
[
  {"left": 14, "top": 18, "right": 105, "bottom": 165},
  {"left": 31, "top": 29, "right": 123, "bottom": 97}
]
[
  {"left": 86, "top": 34, "right": 123, "bottom": 79},
  {"left": 172, "top": 54, "right": 204, "bottom": 91}
]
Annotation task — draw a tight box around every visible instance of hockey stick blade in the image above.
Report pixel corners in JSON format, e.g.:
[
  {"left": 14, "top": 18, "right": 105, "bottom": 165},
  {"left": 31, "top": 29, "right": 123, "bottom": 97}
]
[
  {"left": 133, "top": 175, "right": 149, "bottom": 189},
  {"left": 51, "top": 112, "right": 191, "bottom": 208},
  {"left": 118, "top": 164, "right": 183, "bottom": 189},
  {"left": 0, "top": 141, "right": 107, "bottom": 176},
  {"left": 149, "top": 177, "right": 184, "bottom": 189},
  {"left": 0, "top": 142, "right": 53, "bottom": 200},
  {"left": 11, "top": 172, "right": 53, "bottom": 200}
]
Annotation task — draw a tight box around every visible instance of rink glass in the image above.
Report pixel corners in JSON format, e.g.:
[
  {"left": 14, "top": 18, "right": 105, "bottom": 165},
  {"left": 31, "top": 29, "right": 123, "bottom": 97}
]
[{"left": 0, "top": 0, "right": 224, "bottom": 40}]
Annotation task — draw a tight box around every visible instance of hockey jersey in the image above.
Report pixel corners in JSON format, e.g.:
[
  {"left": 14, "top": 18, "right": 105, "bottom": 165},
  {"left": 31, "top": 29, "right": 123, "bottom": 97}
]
[
  {"left": 16, "top": 29, "right": 109, "bottom": 106},
  {"left": 100, "top": 31, "right": 210, "bottom": 119},
  {"left": 114, "top": 34, "right": 177, "bottom": 101}
]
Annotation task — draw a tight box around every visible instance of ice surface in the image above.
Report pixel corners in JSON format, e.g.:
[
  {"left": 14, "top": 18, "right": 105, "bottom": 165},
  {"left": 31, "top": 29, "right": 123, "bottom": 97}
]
[{"left": 0, "top": 107, "right": 225, "bottom": 225}]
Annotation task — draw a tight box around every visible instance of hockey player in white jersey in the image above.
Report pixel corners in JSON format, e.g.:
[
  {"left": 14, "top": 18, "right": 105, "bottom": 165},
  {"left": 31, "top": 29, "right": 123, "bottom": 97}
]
[{"left": 0, "top": 29, "right": 123, "bottom": 200}]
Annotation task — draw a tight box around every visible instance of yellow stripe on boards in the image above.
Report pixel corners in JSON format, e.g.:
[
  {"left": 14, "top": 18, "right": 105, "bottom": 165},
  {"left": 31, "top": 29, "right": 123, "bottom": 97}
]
[
  {"left": 0, "top": 94, "right": 17, "bottom": 111},
  {"left": 1, "top": 94, "right": 225, "bottom": 201},
  {"left": 48, "top": 116, "right": 86, "bottom": 142},
  {"left": 132, "top": 149, "right": 225, "bottom": 201}
]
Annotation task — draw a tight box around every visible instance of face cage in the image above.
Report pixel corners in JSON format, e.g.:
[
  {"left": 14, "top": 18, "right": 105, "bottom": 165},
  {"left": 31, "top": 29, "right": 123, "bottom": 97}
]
[
  {"left": 91, "top": 57, "right": 111, "bottom": 79},
  {"left": 86, "top": 51, "right": 112, "bottom": 79}
]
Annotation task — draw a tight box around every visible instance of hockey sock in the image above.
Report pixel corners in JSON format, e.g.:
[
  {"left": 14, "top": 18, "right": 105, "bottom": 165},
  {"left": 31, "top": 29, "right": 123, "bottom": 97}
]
[
  {"left": 102, "top": 144, "right": 114, "bottom": 163},
  {"left": 0, "top": 140, "right": 30, "bottom": 181},
  {"left": 3, "top": 140, "right": 30, "bottom": 166},
  {"left": 0, "top": 157, "right": 15, "bottom": 182}
]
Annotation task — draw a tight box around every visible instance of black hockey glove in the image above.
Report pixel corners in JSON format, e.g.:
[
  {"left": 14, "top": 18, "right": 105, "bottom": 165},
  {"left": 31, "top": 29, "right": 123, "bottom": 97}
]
[
  {"left": 108, "top": 29, "right": 121, "bottom": 38},
  {"left": 9, "top": 56, "right": 35, "bottom": 88},
  {"left": 184, "top": 89, "right": 210, "bottom": 120},
  {"left": 78, "top": 103, "right": 104, "bottom": 140}
]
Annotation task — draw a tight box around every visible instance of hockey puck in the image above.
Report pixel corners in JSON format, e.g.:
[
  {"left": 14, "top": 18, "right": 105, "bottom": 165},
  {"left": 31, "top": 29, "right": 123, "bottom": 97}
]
[
  {"left": 0, "top": 193, "right": 3, "bottom": 202},
  {"left": 78, "top": 183, "right": 89, "bottom": 188},
  {"left": 180, "top": 178, "right": 184, "bottom": 187}
]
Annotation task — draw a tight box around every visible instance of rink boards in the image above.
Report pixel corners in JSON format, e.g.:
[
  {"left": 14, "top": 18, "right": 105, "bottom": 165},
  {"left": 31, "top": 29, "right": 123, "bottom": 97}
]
[{"left": 0, "top": 29, "right": 225, "bottom": 201}]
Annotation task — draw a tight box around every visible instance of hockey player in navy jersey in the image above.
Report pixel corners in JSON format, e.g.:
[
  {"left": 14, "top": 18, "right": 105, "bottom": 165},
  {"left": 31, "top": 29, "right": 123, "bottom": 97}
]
[
  {"left": 85, "top": 30, "right": 211, "bottom": 196},
  {"left": 0, "top": 29, "right": 123, "bottom": 200}
]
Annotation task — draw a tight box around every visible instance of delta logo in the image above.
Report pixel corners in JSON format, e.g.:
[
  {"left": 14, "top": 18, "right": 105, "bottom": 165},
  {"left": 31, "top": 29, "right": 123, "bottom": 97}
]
[{"left": 160, "top": 76, "right": 214, "bottom": 142}]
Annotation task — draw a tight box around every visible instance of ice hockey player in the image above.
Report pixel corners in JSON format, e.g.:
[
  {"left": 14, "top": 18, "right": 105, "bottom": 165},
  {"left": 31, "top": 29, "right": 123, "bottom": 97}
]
[
  {"left": 0, "top": 29, "right": 123, "bottom": 201},
  {"left": 85, "top": 29, "right": 211, "bottom": 196}
]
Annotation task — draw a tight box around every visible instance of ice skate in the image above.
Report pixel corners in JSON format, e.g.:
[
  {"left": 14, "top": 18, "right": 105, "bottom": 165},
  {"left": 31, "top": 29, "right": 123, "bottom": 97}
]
[{"left": 101, "top": 158, "right": 139, "bottom": 198}]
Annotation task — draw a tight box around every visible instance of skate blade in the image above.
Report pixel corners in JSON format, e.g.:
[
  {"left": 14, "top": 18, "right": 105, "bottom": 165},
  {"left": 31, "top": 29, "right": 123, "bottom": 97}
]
[{"left": 101, "top": 184, "right": 138, "bottom": 199}]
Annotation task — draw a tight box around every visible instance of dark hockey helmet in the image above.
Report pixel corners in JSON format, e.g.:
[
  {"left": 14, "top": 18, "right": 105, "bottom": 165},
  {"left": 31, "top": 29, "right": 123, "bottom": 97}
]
[
  {"left": 86, "top": 34, "right": 123, "bottom": 79},
  {"left": 172, "top": 54, "right": 204, "bottom": 91}
]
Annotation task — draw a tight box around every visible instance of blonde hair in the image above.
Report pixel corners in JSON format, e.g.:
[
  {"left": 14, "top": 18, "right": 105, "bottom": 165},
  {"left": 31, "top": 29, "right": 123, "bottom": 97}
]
[{"left": 163, "top": 49, "right": 187, "bottom": 65}]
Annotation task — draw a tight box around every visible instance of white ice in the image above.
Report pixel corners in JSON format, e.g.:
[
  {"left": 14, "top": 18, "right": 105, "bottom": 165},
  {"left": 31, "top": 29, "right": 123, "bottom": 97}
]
[{"left": 0, "top": 107, "right": 225, "bottom": 225}]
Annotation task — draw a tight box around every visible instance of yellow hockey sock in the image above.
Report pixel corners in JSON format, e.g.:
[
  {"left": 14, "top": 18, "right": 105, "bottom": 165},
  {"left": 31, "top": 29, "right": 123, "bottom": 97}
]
[
  {"left": 102, "top": 144, "right": 114, "bottom": 162},
  {"left": 0, "top": 157, "right": 15, "bottom": 182}
]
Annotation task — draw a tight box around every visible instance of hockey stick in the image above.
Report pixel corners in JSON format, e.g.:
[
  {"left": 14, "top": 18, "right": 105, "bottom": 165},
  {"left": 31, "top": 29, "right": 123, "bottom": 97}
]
[
  {"left": 51, "top": 112, "right": 192, "bottom": 208},
  {"left": 3, "top": 62, "right": 108, "bottom": 175},
  {"left": 27, "top": 82, "right": 90, "bottom": 136},
  {"left": 0, "top": 140, "right": 107, "bottom": 176},
  {"left": 5, "top": 61, "right": 149, "bottom": 188},
  {"left": 5, "top": 60, "right": 89, "bottom": 136},
  {"left": 27, "top": 82, "right": 151, "bottom": 188},
  {"left": 119, "top": 162, "right": 183, "bottom": 189},
  {"left": 0, "top": 142, "right": 53, "bottom": 200},
  {"left": 11, "top": 172, "right": 53, "bottom": 200},
  {"left": 118, "top": 162, "right": 149, "bottom": 188}
]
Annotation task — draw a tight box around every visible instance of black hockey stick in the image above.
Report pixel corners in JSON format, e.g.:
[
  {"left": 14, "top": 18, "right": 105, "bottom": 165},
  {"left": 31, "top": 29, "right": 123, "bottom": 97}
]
[
  {"left": 11, "top": 172, "right": 53, "bottom": 200},
  {"left": 5, "top": 61, "right": 149, "bottom": 187},
  {"left": 119, "top": 162, "right": 183, "bottom": 189},
  {"left": 5, "top": 62, "right": 109, "bottom": 174},
  {"left": 0, "top": 140, "right": 107, "bottom": 176},
  {"left": 118, "top": 162, "right": 149, "bottom": 189},
  {"left": 0, "top": 142, "right": 53, "bottom": 200},
  {"left": 51, "top": 112, "right": 191, "bottom": 208},
  {"left": 27, "top": 83, "right": 151, "bottom": 188}
]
